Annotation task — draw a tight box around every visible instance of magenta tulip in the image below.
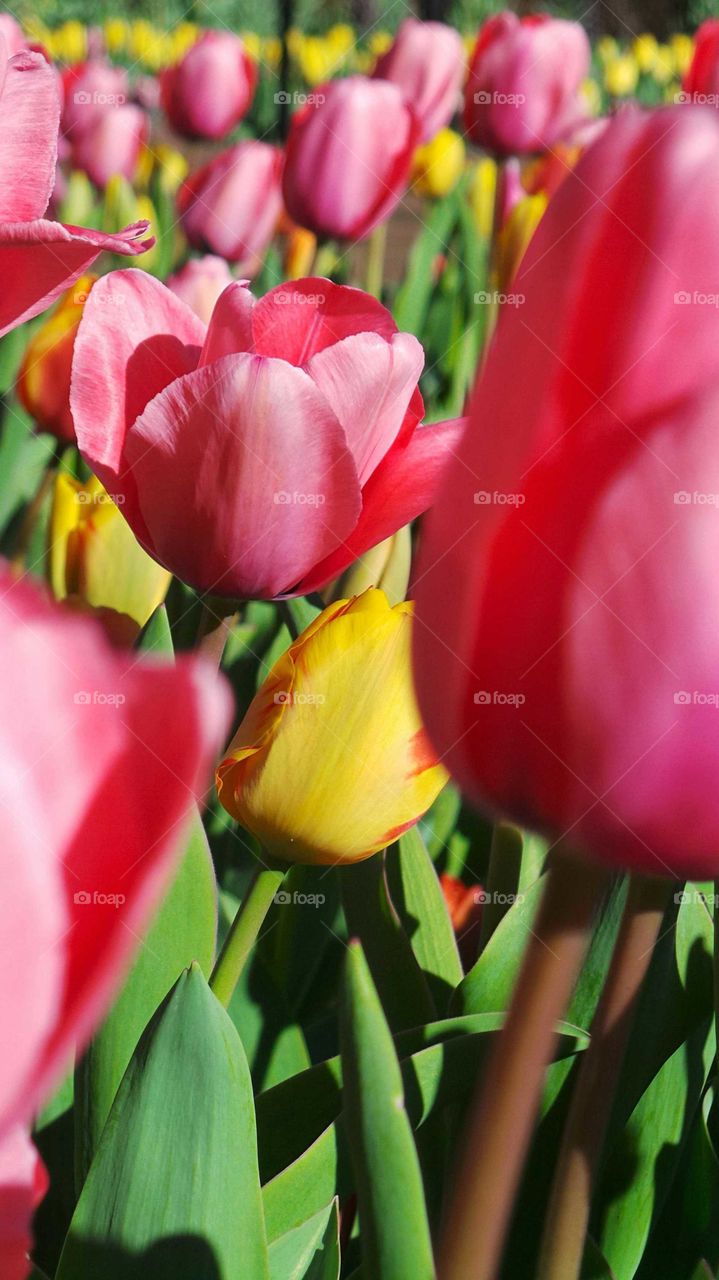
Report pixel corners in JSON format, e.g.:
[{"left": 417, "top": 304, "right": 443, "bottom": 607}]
[
  {"left": 71, "top": 272, "right": 463, "bottom": 599},
  {"left": 283, "top": 76, "right": 421, "bottom": 241},
  {"left": 414, "top": 105, "right": 719, "bottom": 881},
  {"left": 372, "top": 18, "right": 465, "bottom": 142},
  {"left": 178, "top": 141, "right": 283, "bottom": 269},
  {"left": 0, "top": 38, "right": 153, "bottom": 337},
  {"left": 464, "top": 12, "right": 590, "bottom": 156},
  {"left": 168, "top": 255, "right": 235, "bottom": 323},
  {"left": 61, "top": 59, "right": 129, "bottom": 138},
  {"left": 69, "top": 102, "right": 148, "bottom": 188},
  {"left": 161, "top": 30, "right": 256, "bottom": 140},
  {"left": 683, "top": 20, "right": 719, "bottom": 100}
]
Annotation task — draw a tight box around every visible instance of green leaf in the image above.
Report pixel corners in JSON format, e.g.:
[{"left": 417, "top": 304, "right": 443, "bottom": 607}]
[
  {"left": 580, "top": 1235, "right": 618, "bottom": 1279},
  {"left": 229, "top": 950, "right": 311, "bottom": 1092},
  {"left": 137, "top": 603, "right": 173, "bottom": 655},
  {"left": 385, "top": 828, "right": 462, "bottom": 1011},
  {"left": 263, "top": 1127, "right": 340, "bottom": 1245},
  {"left": 58, "top": 966, "right": 269, "bottom": 1280},
  {"left": 392, "top": 192, "right": 461, "bottom": 337},
  {"left": 340, "top": 942, "right": 435, "bottom": 1278},
  {"left": 0, "top": 402, "right": 56, "bottom": 540},
  {"left": 268, "top": 1200, "right": 339, "bottom": 1280}
]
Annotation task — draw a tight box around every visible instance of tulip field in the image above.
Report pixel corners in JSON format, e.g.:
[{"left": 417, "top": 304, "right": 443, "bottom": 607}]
[{"left": 5, "top": 3, "right": 719, "bottom": 1279}]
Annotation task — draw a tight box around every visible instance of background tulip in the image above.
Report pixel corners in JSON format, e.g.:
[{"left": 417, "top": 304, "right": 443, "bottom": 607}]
[
  {"left": 71, "top": 271, "right": 463, "bottom": 600},
  {"left": 16, "top": 274, "right": 95, "bottom": 442},
  {"left": 69, "top": 102, "right": 148, "bottom": 189},
  {"left": 167, "top": 255, "right": 235, "bottom": 323},
  {"left": 61, "top": 59, "right": 129, "bottom": 138},
  {"left": 177, "top": 141, "right": 283, "bottom": 269},
  {"left": 283, "top": 76, "right": 421, "bottom": 241},
  {"left": 683, "top": 18, "right": 719, "bottom": 99},
  {"left": 217, "top": 590, "right": 447, "bottom": 864},
  {"left": 411, "top": 128, "right": 466, "bottom": 198},
  {"left": 372, "top": 18, "right": 465, "bottom": 142},
  {"left": 414, "top": 106, "right": 719, "bottom": 881},
  {"left": 463, "top": 12, "right": 590, "bottom": 156},
  {"left": 160, "top": 30, "right": 256, "bottom": 140}
]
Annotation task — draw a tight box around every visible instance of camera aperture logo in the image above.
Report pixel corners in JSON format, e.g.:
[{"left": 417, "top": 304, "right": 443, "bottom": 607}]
[
  {"left": 274, "top": 490, "right": 326, "bottom": 506},
  {"left": 674, "top": 690, "right": 719, "bottom": 708},
  {"left": 474, "top": 690, "right": 525, "bottom": 707},
  {"left": 273, "top": 889, "right": 326, "bottom": 907},
  {"left": 74, "top": 890, "right": 126, "bottom": 908},
  {"left": 473, "top": 89, "right": 526, "bottom": 106},
  {"left": 74, "top": 690, "right": 126, "bottom": 707},
  {"left": 474, "top": 490, "right": 525, "bottom": 506}
]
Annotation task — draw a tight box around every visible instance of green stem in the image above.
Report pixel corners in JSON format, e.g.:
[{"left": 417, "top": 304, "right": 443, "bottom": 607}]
[
  {"left": 537, "top": 875, "right": 670, "bottom": 1280},
  {"left": 210, "top": 865, "right": 286, "bottom": 1007},
  {"left": 478, "top": 821, "right": 524, "bottom": 954},
  {"left": 438, "top": 851, "right": 607, "bottom": 1280},
  {"left": 195, "top": 597, "right": 239, "bottom": 669},
  {"left": 365, "top": 222, "right": 388, "bottom": 300}
]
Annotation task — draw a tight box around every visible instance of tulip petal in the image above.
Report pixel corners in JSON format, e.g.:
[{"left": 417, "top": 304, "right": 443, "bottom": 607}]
[
  {"left": 0, "top": 48, "right": 59, "bottom": 223},
  {"left": 251, "top": 277, "right": 398, "bottom": 365},
  {"left": 124, "top": 353, "right": 362, "bottom": 598},
  {"left": 307, "top": 332, "right": 424, "bottom": 486},
  {"left": 198, "top": 279, "right": 255, "bottom": 366},
  {"left": 295, "top": 416, "right": 465, "bottom": 595},
  {"left": 0, "top": 1128, "right": 47, "bottom": 1280},
  {"left": 0, "top": 220, "right": 155, "bottom": 338}
]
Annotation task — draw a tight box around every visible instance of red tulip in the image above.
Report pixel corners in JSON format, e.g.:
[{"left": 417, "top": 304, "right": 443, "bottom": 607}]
[
  {"left": 161, "top": 30, "right": 256, "bottom": 140},
  {"left": 71, "top": 271, "right": 463, "bottom": 599},
  {"left": 464, "top": 12, "right": 590, "bottom": 157},
  {"left": 283, "top": 76, "right": 421, "bottom": 241},
  {"left": 168, "top": 255, "right": 235, "bottom": 323},
  {"left": 0, "top": 39, "right": 153, "bottom": 337},
  {"left": 0, "top": 1127, "right": 47, "bottom": 1280},
  {"left": 70, "top": 102, "right": 148, "bottom": 189},
  {"left": 0, "top": 568, "right": 230, "bottom": 1266},
  {"left": 61, "top": 59, "right": 129, "bottom": 138},
  {"left": 683, "top": 20, "right": 719, "bottom": 100},
  {"left": 372, "top": 18, "right": 465, "bottom": 142},
  {"left": 178, "top": 141, "right": 283, "bottom": 269},
  {"left": 414, "top": 106, "right": 719, "bottom": 880}
]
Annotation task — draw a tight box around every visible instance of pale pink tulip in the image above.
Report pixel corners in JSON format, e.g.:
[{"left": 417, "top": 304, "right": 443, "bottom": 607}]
[
  {"left": 372, "top": 18, "right": 465, "bottom": 142},
  {"left": 61, "top": 59, "right": 129, "bottom": 138},
  {"left": 168, "top": 256, "right": 235, "bottom": 323},
  {"left": 177, "top": 141, "right": 283, "bottom": 269},
  {"left": 70, "top": 102, "right": 148, "bottom": 189},
  {"left": 161, "top": 30, "right": 256, "bottom": 140}
]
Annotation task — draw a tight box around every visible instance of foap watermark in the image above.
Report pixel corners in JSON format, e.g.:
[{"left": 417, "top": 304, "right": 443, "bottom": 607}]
[
  {"left": 675, "top": 90, "right": 719, "bottom": 106},
  {"left": 674, "top": 690, "right": 719, "bottom": 708},
  {"left": 473, "top": 90, "right": 526, "bottom": 106},
  {"left": 274, "top": 290, "right": 326, "bottom": 306},
  {"left": 273, "top": 889, "right": 326, "bottom": 907},
  {"left": 74, "top": 890, "right": 126, "bottom": 908},
  {"left": 274, "top": 490, "right": 326, "bottom": 506},
  {"left": 274, "top": 90, "right": 326, "bottom": 106},
  {"left": 674, "top": 290, "right": 719, "bottom": 307},
  {"left": 73, "top": 89, "right": 127, "bottom": 107},
  {"left": 674, "top": 490, "right": 719, "bottom": 506},
  {"left": 472, "top": 889, "right": 525, "bottom": 906},
  {"left": 273, "top": 690, "right": 325, "bottom": 706},
  {"left": 474, "top": 289, "right": 525, "bottom": 308},
  {"left": 474, "top": 489, "right": 525, "bottom": 506},
  {"left": 77, "top": 490, "right": 125, "bottom": 505},
  {"left": 74, "top": 690, "right": 126, "bottom": 707},
  {"left": 474, "top": 690, "right": 526, "bottom": 707}
]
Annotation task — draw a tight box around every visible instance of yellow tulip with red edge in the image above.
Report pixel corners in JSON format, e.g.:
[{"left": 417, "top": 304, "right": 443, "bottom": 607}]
[
  {"left": 16, "top": 275, "right": 96, "bottom": 443},
  {"left": 217, "top": 590, "right": 448, "bottom": 865},
  {"left": 49, "top": 473, "right": 171, "bottom": 640}
]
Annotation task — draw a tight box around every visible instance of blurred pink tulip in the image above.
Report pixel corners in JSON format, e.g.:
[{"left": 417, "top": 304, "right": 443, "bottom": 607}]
[
  {"left": 177, "top": 141, "right": 283, "bottom": 269},
  {"left": 283, "top": 76, "right": 421, "bottom": 241},
  {"left": 71, "top": 271, "right": 463, "bottom": 599},
  {"left": 0, "top": 38, "right": 153, "bottom": 336},
  {"left": 372, "top": 18, "right": 464, "bottom": 142},
  {"left": 464, "top": 12, "right": 590, "bottom": 156},
  {"left": 70, "top": 102, "right": 148, "bottom": 188},
  {"left": 0, "top": 568, "right": 230, "bottom": 1271},
  {"left": 684, "top": 19, "right": 719, "bottom": 99},
  {"left": 0, "top": 15, "right": 25, "bottom": 56},
  {"left": 414, "top": 106, "right": 719, "bottom": 880},
  {"left": 61, "top": 59, "right": 129, "bottom": 138},
  {"left": 168, "top": 255, "right": 235, "bottom": 323},
  {"left": 161, "top": 30, "right": 256, "bottom": 140}
]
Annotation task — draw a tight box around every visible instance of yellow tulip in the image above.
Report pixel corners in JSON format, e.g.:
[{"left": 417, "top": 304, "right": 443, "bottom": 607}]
[
  {"left": 16, "top": 276, "right": 96, "bottom": 443},
  {"left": 326, "top": 526, "right": 412, "bottom": 607},
  {"left": 496, "top": 192, "right": 548, "bottom": 290},
  {"left": 596, "top": 36, "right": 619, "bottom": 64},
  {"left": 653, "top": 44, "right": 675, "bottom": 85},
  {"left": 368, "top": 31, "right": 393, "bottom": 58},
  {"left": 632, "top": 33, "right": 658, "bottom": 73},
  {"left": 412, "top": 128, "right": 466, "bottom": 199},
  {"left": 284, "top": 225, "right": 318, "bottom": 280},
  {"left": 670, "top": 33, "right": 694, "bottom": 77},
  {"left": 217, "top": 590, "right": 448, "bottom": 865},
  {"left": 603, "top": 53, "right": 639, "bottom": 97},
  {"left": 49, "top": 473, "right": 171, "bottom": 637},
  {"left": 468, "top": 157, "right": 498, "bottom": 239}
]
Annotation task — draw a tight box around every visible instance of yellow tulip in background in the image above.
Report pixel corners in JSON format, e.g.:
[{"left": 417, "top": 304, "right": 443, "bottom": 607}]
[
  {"left": 49, "top": 473, "right": 171, "bottom": 639},
  {"left": 412, "top": 129, "right": 466, "bottom": 199},
  {"left": 217, "top": 589, "right": 448, "bottom": 865},
  {"left": 495, "top": 192, "right": 548, "bottom": 290},
  {"left": 16, "top": 275, "right": 95, "bottom": 443}
]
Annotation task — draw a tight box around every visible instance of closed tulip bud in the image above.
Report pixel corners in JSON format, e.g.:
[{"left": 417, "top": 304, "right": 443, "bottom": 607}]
[
  {"left": 49, "top": 472, "right": 171, "bottom": 640},
  {"left": 464, "top": 13, "right": 590, "bottom": 157},
  {"left": 495, "top": 191, "right": 547, "bottom": 289},
  {"left": 71, "top": 102, "right": 148, "bottom": 190},
  {"left": 603, "top": 53, "right": 639, "bottom": 98},
  {"left": 684, "top": 20, "right": 719, "bottom": 99},
  {"left": 468, "top": 156, "right": 497, "bottom": 239},
  {"left": 167, "top": 255, "right": 235, "bottom": 323},
  {"left": 411, "top": 128, "right": 466, "bottom": 198},
  {"left": 327, "top": 524, "right": 412, "bottom": 606},
  {"left": 16, "top": 275, "right": 96, "bottom": 442},
  {"left": 283, "top": 76, "right": 421, "bottom": 242},
  {"left": 177, "top": 141, "right": 283, "bottom": 269},
  {"left": 372, "top": 18, "right": 465, "bottom": 143},
  {"left": 61, "top": 60, "right": 130, "bottom": 139},
  {"left": 217, "top": 590, "right": 448, "bottom": 864},
  {"left": 671, "top": 33, "right": 694, "bottom": 79},
  {"left": 160, "top": 30, "right": 256, "bottom": 141},
  {"left": 284, "top": 224, "right": 318, "bottom": 281}
]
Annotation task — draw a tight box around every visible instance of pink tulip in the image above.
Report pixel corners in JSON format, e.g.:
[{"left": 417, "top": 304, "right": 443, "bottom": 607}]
[
  {"left": 168, "top": 255, "right": 235, "bottom": 323},
  {"left": 372, "top": 18, "right": 465, "bottom": 143},
  {"left": 0, "top": 568, "right": 230, "bottom": 1270},
  {"left": 0, "top": 15, "right": 25, "bottom": 56},
  {"left": 283, "top": 76, "right": 421, "bottom": 242},
  {"left": 0, "top": 39, "right": 153, "bottom": 337},
  {"left": 464, "top": 12, "right": 590, "bottom": 156},
  {"left": 0, "top": 1128, "right": 47, "bottom": 1280},
  {"left": 70, "top": 102, "right": 148, "bottom": 189},
  {"left": 414, "top": 105, "right": 719, "bottom": 881},
  {"left": 71, "top": 271, "right": 463, "bottom": 599},
  {"left": 683, "top": 20, "right": 719, "bottom": 99},
  {"left": 161, "top": 30, "right": 256, "bottom": 140},
  {"left": 61, "top": 59, "right": 129, "bottom": 138},
  {"left": 177, "top": 141, "right": 283, "bottom": 269}
]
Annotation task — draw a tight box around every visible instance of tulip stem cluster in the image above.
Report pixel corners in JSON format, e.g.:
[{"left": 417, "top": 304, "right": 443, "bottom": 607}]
[{"left": 209, "top": 864, "right": 286, "bottom": 1008}]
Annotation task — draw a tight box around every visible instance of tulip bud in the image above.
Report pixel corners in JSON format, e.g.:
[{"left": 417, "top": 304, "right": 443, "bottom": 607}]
[
  {"left": 683, "top": 19, "right": 719, "bottom": 99},
  {"left": 16, "top": 276, "right": 96, "bottom": 442},
  {"left": 411, "top": 128, "right": 466, "bottom": 199},
  {"left": 327, "top": 525, "right": 412, "bottom": 606},
  {"left": 372, "top": 18, "right": 465, "bottom": 143},
  {"left": 161, "top": 30, "right": 256, "bottom": 140},
  {"left": 49, "top": 472, "right": 171, "bottom": 639},
  {"left": 495, "top": 192, "right": 547, "bottom": 290},
  {"left": 177, "top": 141, "right": 283, "bottom": 269},
  {"left": 217, "top": 590, "right": 448, "bottom": 865},
  {"left": 468, "top": 157, "right": 497, "bottom": 239},
  {"left": 167, "top": 256, "right": 235, "bottom": 324},
  {"left": 70, "top": 102, "right": 148, "bottom": 190}
]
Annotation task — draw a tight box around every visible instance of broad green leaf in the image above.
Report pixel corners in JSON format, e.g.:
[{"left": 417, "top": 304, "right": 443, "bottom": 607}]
[
  {"left": 341, "top": 942, "right": 434, "bottom": 1279},
  {"left": 58, "top": 966, "right": 269, "bottom": 1280},
  {"left": 137, "top": 603, "right": 173, "bottom": 654},
  {"left": 386, "top": 828, "right": 462, "bottom": 1010},
  {"left": 229, "top": 950, "right": 311, "bottom": 1092},
  {"left": 268, "top": 1200, "right": 339, "bottom": 1280},
  {"left": 0, "top": 403, "right": 56, "bottom": 540},
  {"left": 263, "top": 1127, "right": 340, "bottom": 1244}
]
